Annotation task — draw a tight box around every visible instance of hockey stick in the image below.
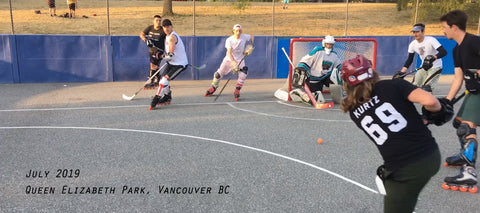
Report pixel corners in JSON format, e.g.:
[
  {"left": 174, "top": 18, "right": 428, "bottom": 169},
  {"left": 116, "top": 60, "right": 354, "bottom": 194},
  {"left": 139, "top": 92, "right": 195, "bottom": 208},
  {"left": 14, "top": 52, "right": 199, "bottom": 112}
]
[
  {"left": 393, "top": 67, "right": 420, "bottom": 79},
  {"left": 188, "top": 63, "right": 207, "bottom": 70},
  {"left": 452, "top": 90, "right": 468, "bottom": 105},
  {"left": 281, "top": 47, "right": 334, "bottom": 109},
  {"left": 122, "top": 63, "right": 167, "bottom": 101}
]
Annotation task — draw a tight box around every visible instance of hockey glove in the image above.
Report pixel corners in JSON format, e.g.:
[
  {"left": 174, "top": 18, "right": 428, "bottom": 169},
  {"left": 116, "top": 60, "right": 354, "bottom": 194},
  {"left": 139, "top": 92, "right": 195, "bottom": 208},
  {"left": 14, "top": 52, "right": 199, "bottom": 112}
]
[
  {"left": 231, "top": 61, "right": 239, "bottom": 73},
  {"left": 392, "top": 71, "right": 406, "bottom": 79},
  {"left": 422, "top": 55, "right": 435, "bottom": 70},
  {"left": 146, "top": 39, "right": 154, "bottom": 48},
  {"left": 164, "top": 52, "right": 174, "bottom": 61},
  {"left": 244, "top": 44, "right": 254, "bottom": 56},
  {"left": 422, "top": 97, "right": 454, "bottom": 126}
]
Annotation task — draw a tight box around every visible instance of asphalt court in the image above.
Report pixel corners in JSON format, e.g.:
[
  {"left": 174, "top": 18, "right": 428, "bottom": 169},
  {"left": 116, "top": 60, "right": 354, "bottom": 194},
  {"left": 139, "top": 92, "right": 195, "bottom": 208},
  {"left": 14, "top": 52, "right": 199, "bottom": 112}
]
[{"left": 0, "top": 78, "right": 478, "bottom": 212}]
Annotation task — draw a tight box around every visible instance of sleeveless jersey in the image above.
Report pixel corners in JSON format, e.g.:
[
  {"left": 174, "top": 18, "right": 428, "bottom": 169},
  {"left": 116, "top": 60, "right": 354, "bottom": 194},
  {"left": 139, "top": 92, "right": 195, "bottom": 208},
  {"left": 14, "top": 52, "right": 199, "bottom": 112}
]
[
  {"left": 298, "top": 46, "right": 342, "bottom": 79},
  {"left": 349, "top": 79, "right": 438, "bottom": 170},
  {"left": 408, "top": 36, "right": 443, "bottom": 68},
  {"left": 224, "top": 34, "right": 251, "bottom": 62},
  {"left": 165, "top": 31, "right": 188, "bottom": 66}
]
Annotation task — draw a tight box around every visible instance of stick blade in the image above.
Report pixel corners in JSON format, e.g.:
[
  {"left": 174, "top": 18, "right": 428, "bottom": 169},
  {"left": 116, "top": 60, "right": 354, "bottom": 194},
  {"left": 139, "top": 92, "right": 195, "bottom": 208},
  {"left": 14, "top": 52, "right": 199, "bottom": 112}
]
[
  {"left": 197, "top": 64, "right": 207, "bottom": 70},
  {"left": 315, "top": 102, "right": 334, "bottom": 109},
  {"left": 122, "top": 94, "right": 134, "bottom": 101}
]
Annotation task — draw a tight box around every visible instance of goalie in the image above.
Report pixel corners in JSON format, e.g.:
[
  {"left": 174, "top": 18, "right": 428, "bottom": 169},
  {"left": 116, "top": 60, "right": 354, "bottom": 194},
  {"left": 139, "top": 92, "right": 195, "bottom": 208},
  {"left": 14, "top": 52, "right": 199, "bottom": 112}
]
[{"left": 290, "top": 35, "right": 343, "bottom": 104}]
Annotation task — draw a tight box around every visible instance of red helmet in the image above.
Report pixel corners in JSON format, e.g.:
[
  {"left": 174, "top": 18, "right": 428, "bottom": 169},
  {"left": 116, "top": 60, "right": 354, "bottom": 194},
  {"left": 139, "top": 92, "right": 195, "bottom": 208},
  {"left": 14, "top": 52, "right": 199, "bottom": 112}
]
[{"left": 341, "top": 55, "right": 374, "bottom": 86}]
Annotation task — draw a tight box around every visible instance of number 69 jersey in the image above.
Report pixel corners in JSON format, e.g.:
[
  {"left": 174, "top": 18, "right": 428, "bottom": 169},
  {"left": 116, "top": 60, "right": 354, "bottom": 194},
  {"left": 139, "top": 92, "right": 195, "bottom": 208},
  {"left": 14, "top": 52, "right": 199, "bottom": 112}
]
[{"left": 349, "top": 79, "right": 438, "bottom": 170}]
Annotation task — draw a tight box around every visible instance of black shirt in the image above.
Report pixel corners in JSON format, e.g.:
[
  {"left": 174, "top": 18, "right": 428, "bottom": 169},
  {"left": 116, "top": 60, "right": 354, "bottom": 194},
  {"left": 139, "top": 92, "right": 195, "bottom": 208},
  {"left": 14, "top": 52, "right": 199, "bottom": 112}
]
[
  {"left": 349, "top": 79, "right": 438, "bottom": 170},
  {"left": 143, "top": 25, "right": 166, "bottom": 50},
  {"left": 453, "top": 33, "right": 480, "bottom": 70}
]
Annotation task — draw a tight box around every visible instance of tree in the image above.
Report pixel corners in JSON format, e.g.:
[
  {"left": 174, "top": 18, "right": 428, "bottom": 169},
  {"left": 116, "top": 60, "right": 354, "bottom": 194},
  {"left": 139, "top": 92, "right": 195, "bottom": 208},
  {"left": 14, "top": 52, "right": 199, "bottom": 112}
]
[{"left": 163, "top": 0, "right": 174, "bottom": 17}]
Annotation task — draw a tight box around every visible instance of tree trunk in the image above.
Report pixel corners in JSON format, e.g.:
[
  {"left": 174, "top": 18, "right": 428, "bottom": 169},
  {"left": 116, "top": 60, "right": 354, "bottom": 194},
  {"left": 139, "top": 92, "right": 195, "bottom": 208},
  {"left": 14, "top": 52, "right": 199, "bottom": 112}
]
[{"left": 163, "top": 0, "right": 174, "bottom": 17}]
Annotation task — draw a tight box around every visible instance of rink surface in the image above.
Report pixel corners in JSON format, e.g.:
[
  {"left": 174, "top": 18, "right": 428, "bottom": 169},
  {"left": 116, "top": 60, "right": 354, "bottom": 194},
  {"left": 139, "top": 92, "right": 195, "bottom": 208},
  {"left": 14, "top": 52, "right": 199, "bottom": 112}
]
[{"left": 0, "top": 77, "right": 478, "bottom": 212}]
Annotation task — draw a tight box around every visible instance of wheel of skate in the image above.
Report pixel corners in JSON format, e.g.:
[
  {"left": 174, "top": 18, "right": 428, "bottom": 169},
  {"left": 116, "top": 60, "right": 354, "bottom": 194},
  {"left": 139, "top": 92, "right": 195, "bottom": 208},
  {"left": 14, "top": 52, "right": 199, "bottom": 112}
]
[
  {"left": 441, "top": 183, "right": 450, "bottom": 190},
  {"left": 469, "top": 186, "right": 478, "bottom": 193},
  {"left": 443, "top": 162, "right": 448, "bottom": 167},
  {"left": 459, "top": 186, "right": 468, "bottom": 192},
  {"left": 450, "top": 185, "right": 459, "bottom": 191}
]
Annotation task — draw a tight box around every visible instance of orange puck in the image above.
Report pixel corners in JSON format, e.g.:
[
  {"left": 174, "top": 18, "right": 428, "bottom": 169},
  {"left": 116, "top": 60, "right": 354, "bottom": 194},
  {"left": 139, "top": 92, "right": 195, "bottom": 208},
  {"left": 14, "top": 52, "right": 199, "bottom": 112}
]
[{"left": 317, "top": 138, "right": 323, "bottom": 144}]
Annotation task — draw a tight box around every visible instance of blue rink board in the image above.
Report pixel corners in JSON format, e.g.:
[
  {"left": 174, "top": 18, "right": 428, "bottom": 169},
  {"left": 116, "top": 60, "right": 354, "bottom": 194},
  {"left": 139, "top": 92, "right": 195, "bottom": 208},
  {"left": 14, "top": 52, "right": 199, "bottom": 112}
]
[{"left": 0, "top": 34, "right": 459, "bottom": 83}]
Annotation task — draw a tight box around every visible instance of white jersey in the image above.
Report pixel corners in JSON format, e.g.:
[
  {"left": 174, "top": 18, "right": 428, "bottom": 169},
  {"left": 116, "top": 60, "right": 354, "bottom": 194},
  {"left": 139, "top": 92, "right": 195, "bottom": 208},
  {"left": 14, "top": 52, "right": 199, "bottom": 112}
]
[
  {"left": 408, "top": 36, "right": 443, "bottom": 68},
  {"left": 299, "top": 46, "right": 342, "bottom": 79},
  {"left": 165, "top": 31, "right": 188, "bottom": 66},
  {"left": 224, "top": 34, "right": 251, "bottom": 62}
]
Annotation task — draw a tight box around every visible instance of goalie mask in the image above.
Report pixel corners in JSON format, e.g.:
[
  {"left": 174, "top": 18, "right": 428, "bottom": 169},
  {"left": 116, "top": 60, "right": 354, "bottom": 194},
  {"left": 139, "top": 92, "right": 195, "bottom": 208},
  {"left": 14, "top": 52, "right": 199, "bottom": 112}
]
[
  {"left": 341, "top": 55, "right": 374, "bottom": 86},
  {"left": 322, "top": 35, "right": 335, "bottom": 55}
]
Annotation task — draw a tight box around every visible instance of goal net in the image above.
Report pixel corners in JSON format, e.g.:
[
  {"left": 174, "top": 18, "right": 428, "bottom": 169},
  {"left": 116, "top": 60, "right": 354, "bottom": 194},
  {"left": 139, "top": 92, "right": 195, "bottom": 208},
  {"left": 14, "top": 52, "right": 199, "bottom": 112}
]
[{"left": 275, "top": 38, "right": 377, "bottom": 101}]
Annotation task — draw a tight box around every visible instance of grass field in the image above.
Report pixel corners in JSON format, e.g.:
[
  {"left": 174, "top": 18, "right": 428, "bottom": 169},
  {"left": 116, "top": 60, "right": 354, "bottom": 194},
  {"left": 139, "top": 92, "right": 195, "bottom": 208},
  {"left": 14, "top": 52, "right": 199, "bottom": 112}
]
[{"left": 0, "top": 0, "right": 478, "bottom": 36}]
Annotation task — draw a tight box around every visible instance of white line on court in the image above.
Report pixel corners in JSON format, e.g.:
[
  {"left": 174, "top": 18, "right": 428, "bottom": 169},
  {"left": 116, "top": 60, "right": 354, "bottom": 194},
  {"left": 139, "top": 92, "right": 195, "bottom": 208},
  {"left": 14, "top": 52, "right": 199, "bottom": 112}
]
[
  {"left": 228, "top": 103, "right": 352, "bottom": 122},
  {"left": 0, "top": 100, "right": 277, "bottom": 112},
  {"left": 276, "top": 100, "right": 341, "bottom": 111},
  {"left": 0, "top": 126, "right": 379, "bottom": 194}
]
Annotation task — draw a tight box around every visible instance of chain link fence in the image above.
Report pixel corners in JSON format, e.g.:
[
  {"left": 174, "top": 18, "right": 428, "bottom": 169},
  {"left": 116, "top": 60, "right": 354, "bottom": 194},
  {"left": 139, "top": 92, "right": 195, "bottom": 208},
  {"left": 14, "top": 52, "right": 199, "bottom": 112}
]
[{"left": 1, "top": 0, "right": 479, "bottom": 36}]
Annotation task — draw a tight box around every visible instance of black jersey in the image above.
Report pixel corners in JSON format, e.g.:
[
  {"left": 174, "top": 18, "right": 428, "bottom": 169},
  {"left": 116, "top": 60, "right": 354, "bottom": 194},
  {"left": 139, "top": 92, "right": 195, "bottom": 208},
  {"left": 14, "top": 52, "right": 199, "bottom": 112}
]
[
  {"left": 349, "top": 79, "right": 438, "bottom": 170},
  {"left": 453, "top": 33, "right": 480, "bottom": 70},
  {"left": 143, "top": 25, "right": 166, "bottom": 50}
]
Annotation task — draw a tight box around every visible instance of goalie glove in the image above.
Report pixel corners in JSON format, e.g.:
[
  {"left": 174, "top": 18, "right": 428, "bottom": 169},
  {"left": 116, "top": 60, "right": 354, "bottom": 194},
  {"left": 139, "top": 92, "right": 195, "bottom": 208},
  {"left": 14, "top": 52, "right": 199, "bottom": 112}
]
[
  {"left": 164, "top": 52, "right": 174, "bottom": 61},
  {"left": 422, "top": 97, "right": 454, "bottom": 126},
  {"left": 244, "top": 44, "right": 254, "bottom": 56},
  {"left": 422, "top": 55, "right": 436, "bottom": 70}
]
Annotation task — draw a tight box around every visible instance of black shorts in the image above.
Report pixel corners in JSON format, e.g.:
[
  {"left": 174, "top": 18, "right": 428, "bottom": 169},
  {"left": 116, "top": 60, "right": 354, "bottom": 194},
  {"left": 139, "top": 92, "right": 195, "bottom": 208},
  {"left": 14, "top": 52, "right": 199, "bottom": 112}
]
[
  {"left": 162, "top": 64, "right": 187, "bottom": 80},
  {"left": 47, "top": 0, "right": 55, "bottom": 8},
  {"left": 69, "top": 3, "right": 76, "bottom": 10},
  {"left": 149, "top": 48, "right": 162, "bottom": 65},
  {"left": 307, "top": 78, "right": 331, "bottom": 92}
]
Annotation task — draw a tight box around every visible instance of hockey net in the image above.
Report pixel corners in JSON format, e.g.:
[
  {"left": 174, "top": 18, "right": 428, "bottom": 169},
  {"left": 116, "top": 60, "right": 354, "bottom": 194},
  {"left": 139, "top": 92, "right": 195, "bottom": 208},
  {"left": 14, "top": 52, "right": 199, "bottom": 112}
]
[{"left": 276, "top": 38, "right": 377, "bottom": 101}]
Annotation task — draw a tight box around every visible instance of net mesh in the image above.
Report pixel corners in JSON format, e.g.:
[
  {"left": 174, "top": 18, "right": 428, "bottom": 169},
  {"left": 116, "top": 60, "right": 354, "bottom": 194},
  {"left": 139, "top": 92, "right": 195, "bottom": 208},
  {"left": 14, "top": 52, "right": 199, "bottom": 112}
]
[{"left": 279, "top": 38, "right": 377, "bottom": 94}]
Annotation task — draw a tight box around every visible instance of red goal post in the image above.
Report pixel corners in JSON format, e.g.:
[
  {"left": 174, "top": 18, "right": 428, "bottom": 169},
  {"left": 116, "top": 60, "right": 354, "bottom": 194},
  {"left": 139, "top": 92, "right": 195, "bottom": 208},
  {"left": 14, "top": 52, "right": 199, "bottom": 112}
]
[{"left": 283, "top": 38, "right": 377, "bottom": 99}]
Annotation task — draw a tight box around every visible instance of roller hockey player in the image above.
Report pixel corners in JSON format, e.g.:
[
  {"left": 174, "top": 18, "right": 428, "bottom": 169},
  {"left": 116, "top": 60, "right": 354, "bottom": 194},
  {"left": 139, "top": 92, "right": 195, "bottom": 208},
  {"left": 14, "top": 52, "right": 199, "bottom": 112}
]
[
  {"left": 394, "top": 23, "right": 447, "bottom": 92},
  {"left": 204, "top": 24, "right": 254, "bottom": 101},
  {"left": 149, "top": 19, "right": 188, "bottom": 110},
  {"left": 289, "top": 35, "right": 343, "bottom": 105},
  {"left": 140, "top": 15, "right": 166, "bottom": 90},
  {"left": 341, "top": 55, "right": 453, "bottom": 212},
  {"left": 440, "top": 10, "right": 480, "bottom": 193}
]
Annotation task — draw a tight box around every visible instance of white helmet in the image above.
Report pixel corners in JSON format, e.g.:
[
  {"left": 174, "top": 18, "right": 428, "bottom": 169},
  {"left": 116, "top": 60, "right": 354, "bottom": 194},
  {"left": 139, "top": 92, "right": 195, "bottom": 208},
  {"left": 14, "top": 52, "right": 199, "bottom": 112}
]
[{"left": 322, "top": 35, "right": 335, "bottom": 55}]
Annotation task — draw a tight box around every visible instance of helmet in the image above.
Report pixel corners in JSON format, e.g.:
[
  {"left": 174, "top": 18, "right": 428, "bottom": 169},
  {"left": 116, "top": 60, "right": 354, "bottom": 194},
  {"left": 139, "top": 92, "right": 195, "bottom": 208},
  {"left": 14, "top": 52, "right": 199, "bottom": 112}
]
[
  {"left": 341, "top": 55, "right": 374, "bottom": 86},
  {"left": 322, "top": 35, "right": 335, "bottom": 55}
]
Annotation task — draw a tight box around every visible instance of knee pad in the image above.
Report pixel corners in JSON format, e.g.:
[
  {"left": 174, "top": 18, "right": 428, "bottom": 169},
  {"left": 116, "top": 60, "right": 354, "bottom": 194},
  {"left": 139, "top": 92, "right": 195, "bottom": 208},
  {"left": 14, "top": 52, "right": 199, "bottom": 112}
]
[
  {"left": 240, "top": 66, "right": 248, "bottom": 75},
  {"left": 214, "top": 72, "right": 221, "bottom": 79},
  {"left": 457, "top": 123, "right": 476, "bottom": 140},
  {"left": 461, "top": 138, "right": 478, "bottom": 166},
  {"left": 157, "top": 77, "right": 170, "bottom": 96}
]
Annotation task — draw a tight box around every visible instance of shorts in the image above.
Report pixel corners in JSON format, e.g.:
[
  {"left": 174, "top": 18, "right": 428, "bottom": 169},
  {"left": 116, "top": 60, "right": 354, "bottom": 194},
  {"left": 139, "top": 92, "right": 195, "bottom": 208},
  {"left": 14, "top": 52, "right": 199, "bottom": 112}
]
[
  {"left": 383, "top": 148, "right": 440, "bottom": 213},
  {"left": 149, "top": 48, "right": 162, "bottom": 65},
  {"left": 47, "top": 0, "right": 55, "bottom": 8},
  {"left": 457, "top": 92, "right": 480, "bottom": 125},
  {"left": 162, "top": 63, "right": 187, "bottom": 80},
  {"left": 68, "top": 3, "right": 76, "bottom": 10}
]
